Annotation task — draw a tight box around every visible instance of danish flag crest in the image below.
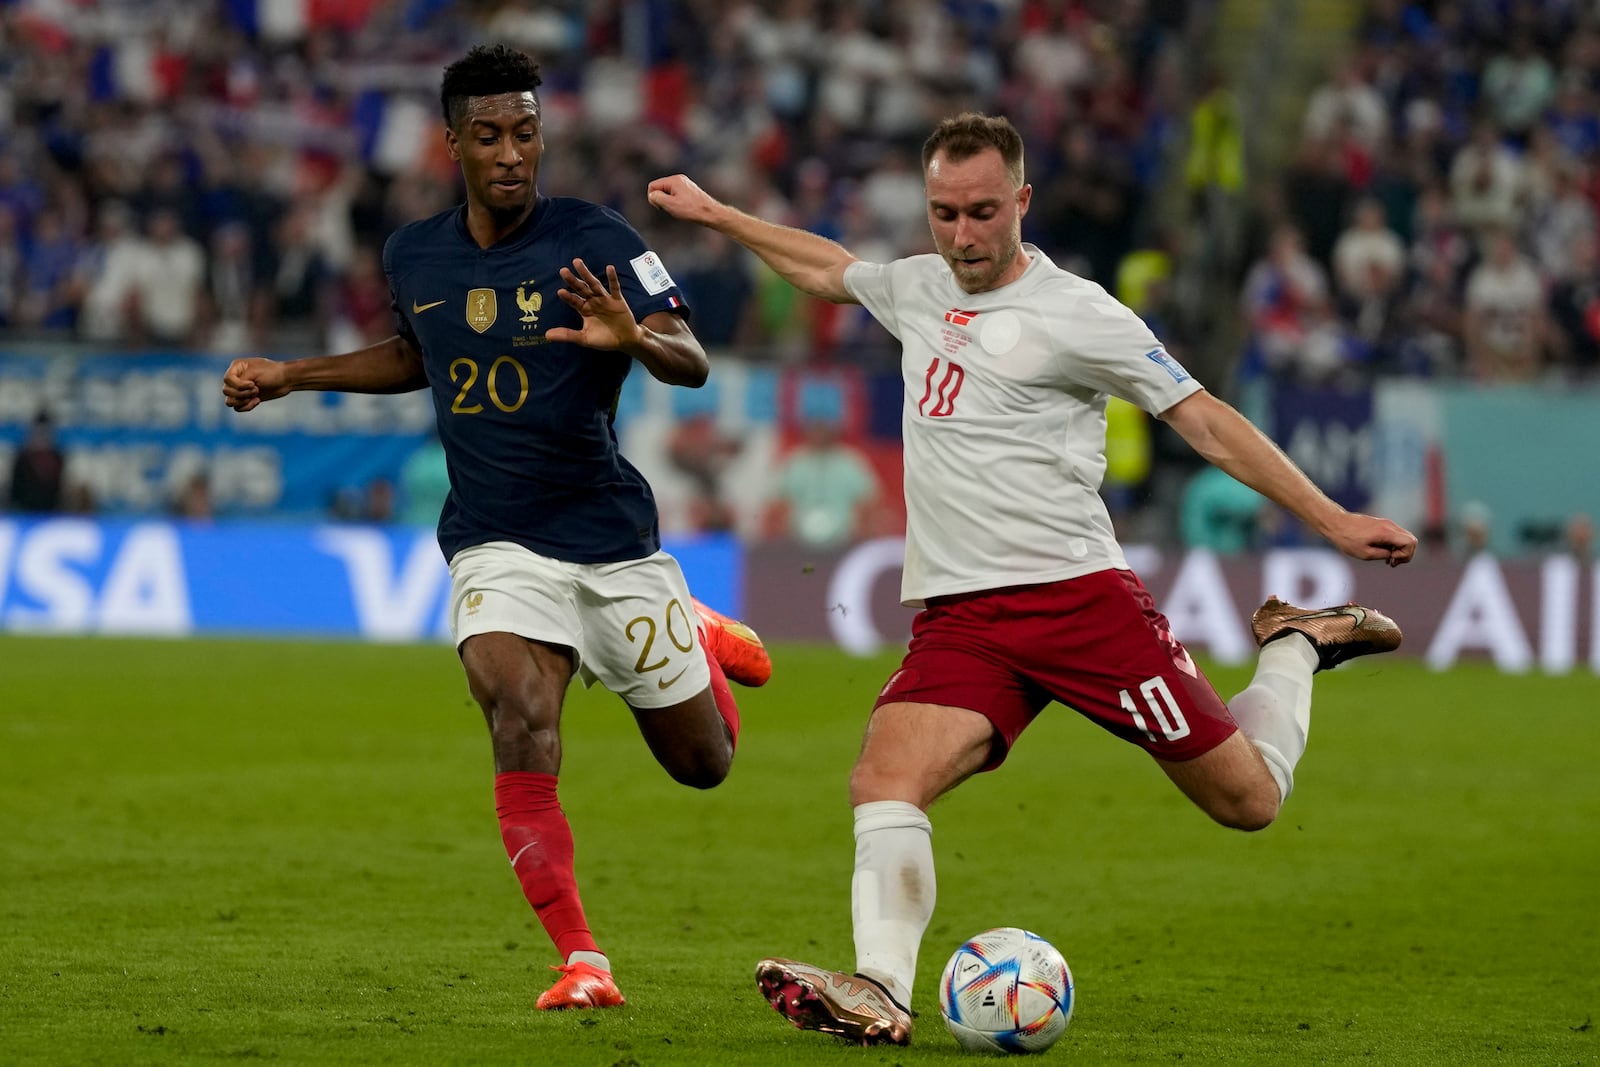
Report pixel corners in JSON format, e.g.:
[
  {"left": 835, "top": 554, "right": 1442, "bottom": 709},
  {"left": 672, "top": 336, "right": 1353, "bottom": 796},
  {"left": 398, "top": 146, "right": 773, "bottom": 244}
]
[{"left": 944, "top": 308, "right": 980, "bottom": 327}]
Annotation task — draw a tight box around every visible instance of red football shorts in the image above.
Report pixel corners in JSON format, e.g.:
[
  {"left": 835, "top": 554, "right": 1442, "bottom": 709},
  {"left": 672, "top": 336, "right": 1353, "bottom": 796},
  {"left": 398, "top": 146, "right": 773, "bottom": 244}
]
[{"left": 874, "top": 569, "right": 1238, "bottom": 769}]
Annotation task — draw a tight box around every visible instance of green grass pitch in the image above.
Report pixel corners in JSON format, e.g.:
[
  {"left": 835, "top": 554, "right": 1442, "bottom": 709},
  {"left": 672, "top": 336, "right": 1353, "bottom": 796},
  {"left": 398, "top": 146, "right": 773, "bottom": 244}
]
[{"left": 1, "top": 635, "right": 1595, "bottom": 1066}]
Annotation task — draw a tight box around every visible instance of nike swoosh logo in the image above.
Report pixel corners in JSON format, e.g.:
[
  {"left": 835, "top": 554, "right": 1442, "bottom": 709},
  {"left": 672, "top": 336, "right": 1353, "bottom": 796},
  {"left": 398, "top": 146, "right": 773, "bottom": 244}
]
[
  {"left": 412, "top": 299, "right": 446, "bottom": 314},
  {"left": 657, "top": 665, "right": 689, "bottom": 690},
  {"left": 1292, "top": 607, "right": 1366, "bottom": 624}
]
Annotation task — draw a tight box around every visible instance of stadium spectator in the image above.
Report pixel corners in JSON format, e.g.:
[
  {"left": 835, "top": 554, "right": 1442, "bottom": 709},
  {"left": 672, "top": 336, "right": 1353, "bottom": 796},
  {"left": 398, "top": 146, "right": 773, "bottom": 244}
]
[
  {"left": 1457, "top": 500, "right": 1494, "bottom": 556},
  {"left": 859, "top": 147, "right": 931, "bottom": 254},
  {"left": 171, "top": 472, "right": 215, "bottom": 522},
  {"left": 1331, "top": 195, "right": 1406, "bottom": 353},
  {"left": 202, "top": 222, "right": 265, "bottom": 354},
  {"left": 1405, "top": 182, "right": 1471, "bottom": 293},
  {"left": 1566, "top": 513, "right": 1595, "bottom": 559},
  {"left": 666, "top": 412, "right": 743, "bottom": 534},
  {"left": 1303, "top": 56, "right": 1389, "bottom": 153},
  {"left": 0, "top": 0, "right": 1183, "bottom": 364},
  {"left": 76, "top": 199, "right": 143, "bottom": 343},
  {"left": 1548, "top": 229, "right": 1600, "bottom": 379},
  {"left": 1392, "top": 245, "right": 1467, "bottom": 377},
  {"left": 1282, "top": 134, "right": 1354, "bottom": 268},
  {"left": 650, "top": 112, "right": 1416, "bottom": 1048},
  {"left": 7, "top": 413, "right": 66, "bottom": 514},
  {"left": 1332, "top": 196, "right": 1405, "bottom": 307},
  {"left": 1525, "top": 156, "right": 1596, "bottom": 283},
  {"left": 1482, "top": 33, "right": 1556, "bottom": 140},
  {"left": 1544, "top": 75, "right": 1600, "bottom": 161},
  {"left": 672, "top": 229, "right": 759, "bottom": 349},
  {"left": 220, "top": 44, "right": 772, "bottom": 1018},
  {"left": 1284, "top": 293, "right": 1369, "bottom": 386},
  {"left": 765, "top": 418, "right": 883, "bottom": 547},
  {"left": 1241, "top": 222, "right": 1332, "bottom": 376},
  {"left": 126, "top": 208, "right": 206, "bottom": 346},
  {"left": 1182, "top": 69, "right": 1246, "bottom": 227},
  {"left": 265, "top": 202, "right": 331, "bottom": 348},
  {"left": 1034, "top": 124, "right": 1140, "bottom": 286},
  {"left": 1448, "top": 119, "right": 1527, "bottom": 239},
  {"left": 1463, "top": 227, "right": 1547, "bottom": 382},
  {"left": 17, "top": 206, "right": 85, "bottom": 331},
  {"left": 326, "top": 244, "right": 395, "bottom": 352}
]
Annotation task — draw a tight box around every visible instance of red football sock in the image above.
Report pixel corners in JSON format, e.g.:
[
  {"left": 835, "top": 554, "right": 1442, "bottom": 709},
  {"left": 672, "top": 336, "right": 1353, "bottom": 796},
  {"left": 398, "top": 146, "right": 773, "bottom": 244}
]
[
  {"left": 701, "top": 630, "right": 740, "bottom": 750},
  {"left": 494, "top": 772, "right": 598, "bottom": 961}
]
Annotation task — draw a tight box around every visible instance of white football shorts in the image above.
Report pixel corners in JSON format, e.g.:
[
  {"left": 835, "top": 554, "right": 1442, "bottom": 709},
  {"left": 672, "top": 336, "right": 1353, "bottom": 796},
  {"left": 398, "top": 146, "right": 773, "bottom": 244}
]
[{"left": 447, "top": 540, "right": 710, "bottom": 709}]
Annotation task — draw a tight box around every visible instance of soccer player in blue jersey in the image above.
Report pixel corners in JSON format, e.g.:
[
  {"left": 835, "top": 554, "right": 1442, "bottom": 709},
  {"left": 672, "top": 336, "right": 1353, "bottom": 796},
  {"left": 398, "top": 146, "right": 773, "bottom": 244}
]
[{"left": 221, "top": 44, "right": 771, "bottom": 1012}]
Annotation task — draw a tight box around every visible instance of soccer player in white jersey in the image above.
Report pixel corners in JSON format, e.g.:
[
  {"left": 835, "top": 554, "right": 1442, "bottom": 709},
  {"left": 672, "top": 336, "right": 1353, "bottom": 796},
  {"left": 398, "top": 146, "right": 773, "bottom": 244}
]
[{"left": 649, "top": 113, "right": 1418, "bottom": 1046}]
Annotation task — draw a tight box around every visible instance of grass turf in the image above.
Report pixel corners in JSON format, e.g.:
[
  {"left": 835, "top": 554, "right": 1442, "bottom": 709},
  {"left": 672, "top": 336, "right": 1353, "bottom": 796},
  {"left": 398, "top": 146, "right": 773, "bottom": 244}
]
[{"left": 0, "top": 636, "right": 1595, "bottom": 1065}]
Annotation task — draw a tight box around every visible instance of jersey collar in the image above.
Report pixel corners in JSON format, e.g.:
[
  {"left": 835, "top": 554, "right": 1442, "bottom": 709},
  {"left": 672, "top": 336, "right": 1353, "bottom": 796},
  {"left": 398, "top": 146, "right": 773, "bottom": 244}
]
[{"left": 454, "top": 194, "right": 551, "bottom": 251}]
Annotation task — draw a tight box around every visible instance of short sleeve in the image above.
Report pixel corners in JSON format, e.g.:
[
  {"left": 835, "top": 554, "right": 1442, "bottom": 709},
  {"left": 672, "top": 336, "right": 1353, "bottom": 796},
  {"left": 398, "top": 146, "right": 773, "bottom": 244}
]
[
  {"left": 575, "top": 205, "right": 690, "bottom": 321},
  {"left": 843, "top": 260, "right": 903, "bottom": 339},
  {"left": 1055, "top": 285, "right": 1202, "bottom": 415},
  {"left": 382, "top": 231, "right": 420, "bottom": 349}
]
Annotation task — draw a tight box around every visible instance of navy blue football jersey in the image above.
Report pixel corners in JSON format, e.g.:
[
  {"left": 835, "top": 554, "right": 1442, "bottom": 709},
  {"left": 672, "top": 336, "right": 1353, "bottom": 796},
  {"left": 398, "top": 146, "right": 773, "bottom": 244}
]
[{"left": 383, "top": 196, "right": 689, "bottom": 563}]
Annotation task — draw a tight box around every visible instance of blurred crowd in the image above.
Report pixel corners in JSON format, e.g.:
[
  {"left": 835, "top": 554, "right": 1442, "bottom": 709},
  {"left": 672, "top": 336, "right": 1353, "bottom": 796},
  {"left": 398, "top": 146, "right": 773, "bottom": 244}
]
[
  {"left": 1234, "top": 0, "right": 1600, "bottom": 387},
  {"left": 6, "top": 0, "right": 1599, "bottom": 557},
  {"left": 0, "top": 0, "right": 1194, "bottom": 363}
]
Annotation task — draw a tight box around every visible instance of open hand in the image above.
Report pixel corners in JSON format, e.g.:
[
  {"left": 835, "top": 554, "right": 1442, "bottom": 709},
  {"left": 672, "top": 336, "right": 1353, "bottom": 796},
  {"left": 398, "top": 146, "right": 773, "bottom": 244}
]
[{"left": 547, "top": 258, "right": 642, "bottom": 351}]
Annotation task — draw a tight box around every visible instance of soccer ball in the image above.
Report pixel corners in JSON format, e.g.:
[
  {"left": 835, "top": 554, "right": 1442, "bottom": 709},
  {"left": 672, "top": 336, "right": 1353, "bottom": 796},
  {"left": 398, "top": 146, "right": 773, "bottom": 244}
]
[{"left": 938, "top": 927, "right": 1074, "bottom": 1054}]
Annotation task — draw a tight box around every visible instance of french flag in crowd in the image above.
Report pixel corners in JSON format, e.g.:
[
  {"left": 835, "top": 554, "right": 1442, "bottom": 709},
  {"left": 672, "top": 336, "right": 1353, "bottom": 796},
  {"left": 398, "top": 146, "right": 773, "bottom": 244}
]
[
  {"left": 222, "top": 0, "right": 446, "bottom": 39},
  {"left": 221, "top": 0, "right": 381, "bottom": 42}
]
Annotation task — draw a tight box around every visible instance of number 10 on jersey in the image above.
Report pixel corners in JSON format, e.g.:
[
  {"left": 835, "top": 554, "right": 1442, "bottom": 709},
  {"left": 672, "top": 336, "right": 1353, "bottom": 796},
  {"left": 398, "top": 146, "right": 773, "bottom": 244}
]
[{"left": 919, "top": 357, "right": 966, "bottom": 417}]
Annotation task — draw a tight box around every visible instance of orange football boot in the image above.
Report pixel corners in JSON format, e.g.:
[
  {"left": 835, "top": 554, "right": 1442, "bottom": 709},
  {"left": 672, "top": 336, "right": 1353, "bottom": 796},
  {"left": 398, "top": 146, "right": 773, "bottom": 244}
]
[
  {"left": 692, "top": 598, "right": 772, "bottom": 688},
  {"left": 535, "top": 962, "right": 626, "bottom": 1010}
]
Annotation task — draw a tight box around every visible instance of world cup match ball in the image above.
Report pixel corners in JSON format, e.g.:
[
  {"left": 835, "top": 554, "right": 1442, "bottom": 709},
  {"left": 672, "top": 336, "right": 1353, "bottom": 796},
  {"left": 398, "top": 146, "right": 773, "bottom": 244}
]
[{"left": 938, "top": 927, "right": 1074, "bottom": 1054}]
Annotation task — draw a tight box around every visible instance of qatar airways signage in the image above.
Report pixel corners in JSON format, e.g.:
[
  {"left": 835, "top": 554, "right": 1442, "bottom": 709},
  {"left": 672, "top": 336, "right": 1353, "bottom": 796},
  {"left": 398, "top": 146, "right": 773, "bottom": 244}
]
[{"left": 742, "top": 540, "right": 1600, "bottom": 674}]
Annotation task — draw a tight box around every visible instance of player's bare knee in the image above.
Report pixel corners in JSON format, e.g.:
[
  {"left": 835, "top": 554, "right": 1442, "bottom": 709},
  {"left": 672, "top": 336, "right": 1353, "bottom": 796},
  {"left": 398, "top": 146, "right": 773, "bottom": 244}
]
[
  {"left": 664, "top": 744, "right": 731, "bottom": 790},
  {"left": 849, "top": 758, "right": 919, "bottom": 808},
  {"left": 1210, "top": 784, "right": 1280, "bottom": 832}
]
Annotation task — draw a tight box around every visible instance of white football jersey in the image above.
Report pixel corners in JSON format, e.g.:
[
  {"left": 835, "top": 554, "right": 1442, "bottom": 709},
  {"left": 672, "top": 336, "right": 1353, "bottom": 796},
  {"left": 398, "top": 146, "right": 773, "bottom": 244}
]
[{"left": 844, "top": 245, "right": 1203, "bottom": 605}]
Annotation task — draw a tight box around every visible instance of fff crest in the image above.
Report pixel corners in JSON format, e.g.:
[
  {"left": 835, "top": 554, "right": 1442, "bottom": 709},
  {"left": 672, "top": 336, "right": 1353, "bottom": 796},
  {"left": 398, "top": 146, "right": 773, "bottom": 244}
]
[{"left": 466, "top": 288, "right": 497, "bottom": 333}]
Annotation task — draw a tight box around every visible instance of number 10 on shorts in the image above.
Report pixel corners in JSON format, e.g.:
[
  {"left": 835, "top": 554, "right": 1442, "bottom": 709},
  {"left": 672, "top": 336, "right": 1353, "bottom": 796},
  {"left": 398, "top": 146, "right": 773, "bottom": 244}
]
[{"left": 1120, "top": 677, "right": 1191, "bottom": 743}]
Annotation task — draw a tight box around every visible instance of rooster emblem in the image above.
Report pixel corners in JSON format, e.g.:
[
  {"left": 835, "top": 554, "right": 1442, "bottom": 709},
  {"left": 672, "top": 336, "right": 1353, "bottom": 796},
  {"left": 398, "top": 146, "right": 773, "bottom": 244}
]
[{"left": 516, "top": 282, "right": 542, "bottom": 326}]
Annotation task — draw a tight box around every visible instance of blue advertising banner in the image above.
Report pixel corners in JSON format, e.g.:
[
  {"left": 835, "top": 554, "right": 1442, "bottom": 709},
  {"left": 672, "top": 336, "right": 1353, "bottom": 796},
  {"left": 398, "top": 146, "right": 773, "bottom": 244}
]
[
  {"left": 0, "top": 352, "right": 435, "bottom": 518},
  {"left": 0, "top": 518, "right": 741, "bottom": 641},
  {"left": 1269, "top": 381, "right": 1375, "bottom": 512}
]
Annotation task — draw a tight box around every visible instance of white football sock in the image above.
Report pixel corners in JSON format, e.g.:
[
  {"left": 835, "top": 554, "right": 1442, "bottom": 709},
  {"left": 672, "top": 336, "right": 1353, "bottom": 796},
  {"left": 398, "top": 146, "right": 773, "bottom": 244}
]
[
  {"left": 1227, "top": 634, "right": 1318, "bottom": 803},
  {"left": 851, "top": 800, "right": 934, "bottom": 1007},
  {"left": 567, "top": 950, "right": 610, "bottom": 971}
]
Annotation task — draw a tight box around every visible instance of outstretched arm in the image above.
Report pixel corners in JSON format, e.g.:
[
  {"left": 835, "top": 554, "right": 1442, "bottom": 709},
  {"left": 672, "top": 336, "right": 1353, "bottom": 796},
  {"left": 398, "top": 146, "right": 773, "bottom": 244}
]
[
  {"left": 222, "top": 334, "right": 426, "bottom": 412},
  {"left": 1160, "top": 389, "right": 1418, "bottom": 566},
  {"left": 647, "top": 174, "right": 860, "bottom": 304}
]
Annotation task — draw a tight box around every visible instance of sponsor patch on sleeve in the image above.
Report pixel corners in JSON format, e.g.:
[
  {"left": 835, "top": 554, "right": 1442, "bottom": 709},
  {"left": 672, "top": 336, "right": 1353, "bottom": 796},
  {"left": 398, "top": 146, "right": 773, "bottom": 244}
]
[
  {"left": 1145, "top": 347, "right": 1191, "bottom": 383},
  {"left": 630, "top": 250, "right": 676, "bottom": 296}
]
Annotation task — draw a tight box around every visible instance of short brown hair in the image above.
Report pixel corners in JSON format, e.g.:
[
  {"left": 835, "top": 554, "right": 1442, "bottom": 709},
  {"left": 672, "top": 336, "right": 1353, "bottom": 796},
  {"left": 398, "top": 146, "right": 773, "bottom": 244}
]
[{"left": 921, "top": 113, "right": 1025, "bottom": 188}]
